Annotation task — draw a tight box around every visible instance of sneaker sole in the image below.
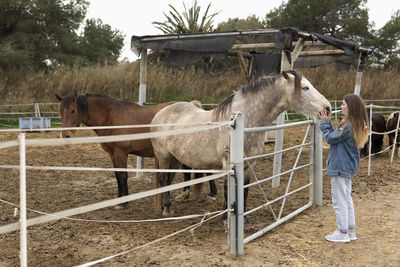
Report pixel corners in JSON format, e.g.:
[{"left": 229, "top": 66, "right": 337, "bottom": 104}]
[{"left": 325, "top": 237, "right": 351, "bottom": 243}]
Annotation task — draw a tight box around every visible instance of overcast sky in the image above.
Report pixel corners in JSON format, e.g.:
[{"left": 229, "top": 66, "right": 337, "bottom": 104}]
[{"left": 85, "top": 0, "right": 400, "bottom": 61}]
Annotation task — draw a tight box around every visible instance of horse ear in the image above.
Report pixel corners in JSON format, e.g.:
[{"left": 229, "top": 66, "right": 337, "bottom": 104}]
[
  {"left": 72, "top": 91, "right": 78, "bottom": 103},
  {"left": 282, "top": 71, "right": 290, "bottom": 80},
  {"left": 55, "top": 93, "right": 63, "bottom": 102}
]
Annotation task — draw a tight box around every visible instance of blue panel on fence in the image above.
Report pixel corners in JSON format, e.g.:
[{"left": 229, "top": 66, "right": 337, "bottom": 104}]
[{"left": 19, "top": 117, "right": 51, "bottom": 130}]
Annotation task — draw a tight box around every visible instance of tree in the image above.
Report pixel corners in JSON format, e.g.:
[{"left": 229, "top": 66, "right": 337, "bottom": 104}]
[
  {"left": 0, "top": 0, "right": 88, "bottom": 69},
  {"left": 263, "top": 0, "right": 370, "bottom": 42},
  {"left": 152, "top": 0, "right": 220, "bottom": 34},
  {"left": 217, "top": 15, "right": 264, "bottom": 31},
  {"left": 216, "top": 15, "right": 273, "bottom": 44},
  {"left": 0, "top": 0, "right": 125, "bottom": 70},
  {"left": 366, "top": 10, "right": 400, "bottom": 68},
  {"left": 81, "top": 18, "right": 124, "bottom": 65}
]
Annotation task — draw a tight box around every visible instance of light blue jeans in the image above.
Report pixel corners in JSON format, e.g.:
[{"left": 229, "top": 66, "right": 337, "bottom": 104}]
[{"left": 330, "top": 176, "right": 356, "bottom": 233}]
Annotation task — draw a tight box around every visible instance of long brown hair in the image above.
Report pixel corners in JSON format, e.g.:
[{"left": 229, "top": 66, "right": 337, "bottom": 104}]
[{"left": 342, "top": 94, "right": 369, "bottom": 148}]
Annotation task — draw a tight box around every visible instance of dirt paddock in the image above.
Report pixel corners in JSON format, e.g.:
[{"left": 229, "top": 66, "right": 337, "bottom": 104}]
[{"left": 0, "top": 125, "right": 399, "bottom": 266}]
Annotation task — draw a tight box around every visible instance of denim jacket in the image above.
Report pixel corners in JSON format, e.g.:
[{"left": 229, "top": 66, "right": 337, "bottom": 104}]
[{"left": 320, "top": 120, "right": 360, "bottom": 178}]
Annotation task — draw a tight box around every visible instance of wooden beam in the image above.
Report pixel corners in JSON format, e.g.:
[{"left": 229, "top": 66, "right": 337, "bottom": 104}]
[
  {"left": 280, "top": 50, "right": 291, "bottom": 72},
  {"left": 232, "top": 41, "right": 328, "bottom": 51},
  {"left": 237, "top": 52, "right": 249, "bottom": 81},
  {"left": 248, "top": 56, "right": 254, "bottom": 79},
  {"left": 291, "top": 38, "right": 306, "bottom": 63},
  {"left": 299, "top": 49, "right": 344, "bottom": 56}
]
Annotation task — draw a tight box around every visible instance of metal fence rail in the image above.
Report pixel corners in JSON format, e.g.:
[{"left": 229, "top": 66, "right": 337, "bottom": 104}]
[{"left": 1, "top": 99, "right": 400, "bottom": 124}]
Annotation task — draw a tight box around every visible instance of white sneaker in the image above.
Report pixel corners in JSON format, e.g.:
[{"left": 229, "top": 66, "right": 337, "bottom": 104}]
[
  {"left": 325, "top": 230, "right": 351, "bottom": 243},
  {"left": 348, "top": 231, "right": 357, "bottom": 241}
]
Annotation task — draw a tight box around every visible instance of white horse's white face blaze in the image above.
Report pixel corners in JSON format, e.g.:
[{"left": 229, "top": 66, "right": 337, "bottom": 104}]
[{"left": 284, "top": 73, "right": 331, "bottom": 117}]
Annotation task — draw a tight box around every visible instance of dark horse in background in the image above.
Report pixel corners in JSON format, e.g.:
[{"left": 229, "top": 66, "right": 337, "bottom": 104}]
[
  {"left": 386, "top": 111, "right": 400, "bottom": 156},
  {"left": 55, "top": 92, "right": 174, "bottom": 207},
  {"left": 362, "top": 111, "right": 386, "bottom": 156}
]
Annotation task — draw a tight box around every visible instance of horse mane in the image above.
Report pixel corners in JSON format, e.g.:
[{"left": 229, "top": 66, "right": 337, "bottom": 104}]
[
  {"left": 212, "top": 70, "right": 303, "bottom": 120},
  {"left": 213, "top": 72, "right": 287, "bottom": 120},
  {"left": 77, "top": 94, "right": 89, "bottom": 119},
  {"left": 212, "top": 94, "right": 235, "bottom": 120}
]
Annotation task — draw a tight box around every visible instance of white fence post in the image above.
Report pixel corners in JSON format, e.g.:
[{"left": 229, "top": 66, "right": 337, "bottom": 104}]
[
  {"left": 272, "top": 112, "right": 285, "bottom": 188},
  {"left": 19, "top": 133, "right": 28, "bottom": 267},
  {"left": 229, "top": 113, "right": 244, "bottom": 256},
  {"left": 136, "top": 48, "right": 148, "bottom": 177},
  {"left": 353, "top": 52, "right": 366, "bottom": 96},
  {"left": 334, "top": 101, "right": 337, "bottom": 121},
  {"left": 34, "top": 103, "right": 40, "bottom": 117},
  {"left": 368, "top": 106, "right": 373, "bottom": 175},
  {"left": 313, "top": 119, "right": 323, "bottom": 206}
]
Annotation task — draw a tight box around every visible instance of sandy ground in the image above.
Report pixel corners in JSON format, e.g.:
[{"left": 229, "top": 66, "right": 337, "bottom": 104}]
[{"left": 0, "top": 125, "right": 399, "bottom": 266}]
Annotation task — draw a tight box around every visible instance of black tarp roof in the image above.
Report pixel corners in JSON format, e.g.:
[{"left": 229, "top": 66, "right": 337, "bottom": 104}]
[{"left": 131, "top": 28, "right": 371, "bottom": 76}]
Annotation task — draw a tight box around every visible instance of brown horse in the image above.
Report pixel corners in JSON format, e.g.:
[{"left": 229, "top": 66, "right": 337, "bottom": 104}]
[{"left": 55, "top": 92, "right": 174, "bottom": 205}]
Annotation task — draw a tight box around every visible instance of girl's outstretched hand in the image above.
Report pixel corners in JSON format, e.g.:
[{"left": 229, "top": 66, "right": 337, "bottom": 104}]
[{"left": 319, "top": 109, "right": 331, "bottom": 120}]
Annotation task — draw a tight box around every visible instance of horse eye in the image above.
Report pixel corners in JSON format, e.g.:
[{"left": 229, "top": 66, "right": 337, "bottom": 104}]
[
  {"left": 302, "top": 87, "right": 309, "bottom": 90},
  {"left": 72, "top": 109, "right": 75, "bottom": 114}
]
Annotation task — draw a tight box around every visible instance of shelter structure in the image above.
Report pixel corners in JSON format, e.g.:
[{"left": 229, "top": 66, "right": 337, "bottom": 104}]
[
  {"left": 130, "top": 27, "right": 371, "bottom": 198},
  {"left": 131, "top": 28, "right": 371, "bottom": 93}
]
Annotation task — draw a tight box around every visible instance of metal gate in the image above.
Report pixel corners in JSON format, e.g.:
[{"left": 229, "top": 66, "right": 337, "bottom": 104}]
[{"left": 227, "top": 113, "right": 323, "bottom": 255}]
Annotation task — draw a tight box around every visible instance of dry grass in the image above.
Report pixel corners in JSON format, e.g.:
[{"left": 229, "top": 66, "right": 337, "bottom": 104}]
[
  {"left": 0, "top": 61, "right": 399, "bottom": 105},
  {"left": 302, "top": 66, "right": 400, "bottom": 102}
]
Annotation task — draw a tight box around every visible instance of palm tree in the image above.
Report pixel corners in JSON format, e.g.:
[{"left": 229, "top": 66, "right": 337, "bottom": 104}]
[{"left": 152, "top": 0, "right": 220, "bottom": 34}]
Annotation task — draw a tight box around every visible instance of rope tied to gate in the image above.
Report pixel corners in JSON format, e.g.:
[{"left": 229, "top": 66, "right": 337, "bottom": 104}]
[
  {"left": 75, "top": 209, "right": 229, "bottom": 267},
  {"left": 0, "top": 197, "right": 224, "bottom": 224}
]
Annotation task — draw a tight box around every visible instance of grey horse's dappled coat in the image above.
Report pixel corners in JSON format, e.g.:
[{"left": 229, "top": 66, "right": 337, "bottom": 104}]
[{"left": 151, "top": 70, "right": 331, "bottom": 216}]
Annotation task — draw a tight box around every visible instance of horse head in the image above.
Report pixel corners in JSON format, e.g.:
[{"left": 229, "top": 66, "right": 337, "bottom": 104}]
[
  {"left": 282, "top": 70, "right": 331, "bottom": 118},
  {"left": 55, "top": 91, "right": 86, "bottom": 138}
]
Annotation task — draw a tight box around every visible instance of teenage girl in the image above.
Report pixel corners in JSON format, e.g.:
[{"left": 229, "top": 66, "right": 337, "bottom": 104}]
[{"left": 319, "top": 94, "right": 369, "bottom": 242}]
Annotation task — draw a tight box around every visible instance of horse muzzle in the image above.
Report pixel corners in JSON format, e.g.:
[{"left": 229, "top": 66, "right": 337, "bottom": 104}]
[
  {"left": 325, "top": 106, "right": 331, "bottom": 115},
  {"left": 61, "top": 130, "right": 74, "bottom": 138}
]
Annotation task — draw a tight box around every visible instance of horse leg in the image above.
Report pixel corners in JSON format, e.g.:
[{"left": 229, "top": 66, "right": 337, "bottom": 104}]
[
  {"left": 110, "top": 151, "right": 129, "bottom": 209},
  {"left": 155, "top": 155, "right": 174, "bottom": 217},
  {"left": 222, "top": 178, "right": 228, "bottom": 221},
  {"left": 388, "top": 133, "right": 394, "bottom": 147},
  {"left": 221, "top": 172, "right": 250, "bottom": 224},
  {"left": 397, "top": 133, "right": 400, "bottom": 157},
  {"left": 193, "top": 172, "right": 203, "bottom": 200},
  {"left": 159, "top": 171, "right": 171, "bottom": 216},
  {"left": 175, "top": 164, "right": 191, "bottom": 201},
  {"left": 162, "top": 157, "right": 180, "bottom": 216},
  {"left": 153, "top": 159, "right": 163, "bottom": 216},
  {"left": 207, "top": 173, "right": 217, "bottom": 199}
]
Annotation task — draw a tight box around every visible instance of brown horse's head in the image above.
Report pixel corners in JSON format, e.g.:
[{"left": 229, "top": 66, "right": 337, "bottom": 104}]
[{"left": 55, "top": 91, "right": 87, "bottom": 138}]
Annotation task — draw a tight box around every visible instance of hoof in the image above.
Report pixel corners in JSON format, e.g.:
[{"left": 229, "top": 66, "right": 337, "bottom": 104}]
[
  {"left": 207, "top": 195, "right": 217, "bottom": 201},
  {"left": 223, "top": 219, "right": 228, "bottom": 233},
  {"left": 154, "top": 209, "right": 163, "bottom": 217},
  {"left": 162, "top": 209, "right": 174, "bottom": 217},
  {"left": 175, "top": 190, "right": 190, "bottom": 202},
  {"left": 114, "top": 205, "right": 125, "bottom": 210}
]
